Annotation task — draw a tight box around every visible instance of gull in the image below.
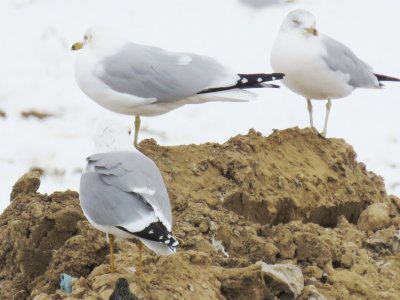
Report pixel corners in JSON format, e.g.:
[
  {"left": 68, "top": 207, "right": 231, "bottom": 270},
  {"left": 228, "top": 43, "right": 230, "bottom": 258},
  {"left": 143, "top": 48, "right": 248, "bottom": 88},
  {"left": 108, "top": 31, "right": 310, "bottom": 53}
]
[
  {"left": 71, "top": 26, "right": 284, "bottom": 147},
  {"left": 239, "top": 0, "right": 295, "bottom": 10},
  {"left": 271, "top": 9, "right": 400, "bottom": 137},
  {"left": 79, "top": 122, "right": 178, "bottom": 273}
]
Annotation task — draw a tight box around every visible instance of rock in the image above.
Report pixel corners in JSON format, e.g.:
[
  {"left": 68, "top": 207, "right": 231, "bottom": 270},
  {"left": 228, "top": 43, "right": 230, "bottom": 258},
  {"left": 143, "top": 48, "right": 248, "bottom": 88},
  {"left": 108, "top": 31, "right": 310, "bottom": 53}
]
[
  {"left": 219, "top": 264, "right": 271, "bottom": 299},
  {"left": 247, "top": 236, "right": 279, "bottom": 263},
  {"left": 215, "top": 226, "right": 235, "bottom": 252},
  {"left": 198, "top": 219, "right": 209, "bottom": 233},
  {"left": 364, "top": 226, "right": 399, "bottom": 256},
  {"left": 293, "top": 232, "right": 332, "bottom": 267},
  {"left": 83, "top": 296, "right": 98, "bottom": 300},
  {"left": 70, "top": 287, "right": 85, "bottom": 298},
  {"left": 267, "top": 225, "right": 296, "bottom": 259},
  {"left": 300, "top": 285, "right": 328, "bottom": 300},
  {"left": 92, "top": 274, "right": 125, "bottom": 290},
  {"left": 187, "top": 251, "right": 211, "bottom": 266},
  {"left": 340, "top": 253, "right": 355, "bottom": 268},
  {"left": 302, "top": 266, "right": 323, "bottom": 280},
  {"left": 329, "top": 270, "right": 379, "bottom": 299},
  {"left": 32, "top": 293, "right": 51, "bottom": 300},
  {"left": 219, "top": 261, "right": 304, "bottom": 299},
  {"left": 357, "top": 203, "right": 391, "bottom": 232},
  {"left": 256, "top": 261, "right": 304, "bottom": 299},
  {"left": 10, "top": 171, "right": 41, "bottom": 201}
]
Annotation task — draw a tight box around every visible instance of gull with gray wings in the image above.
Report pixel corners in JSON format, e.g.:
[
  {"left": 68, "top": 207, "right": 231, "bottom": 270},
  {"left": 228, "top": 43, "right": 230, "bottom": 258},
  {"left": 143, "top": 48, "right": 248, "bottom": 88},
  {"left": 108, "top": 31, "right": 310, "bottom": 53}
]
[
  {"left": 79, "top": 122, "right": 178, "bottom": 273},
  {"left": 72, "top": 26, "right": 284, "bottom": 147},
  {"left": 271, "top": 9, "right": 400, "bottom": 137}
]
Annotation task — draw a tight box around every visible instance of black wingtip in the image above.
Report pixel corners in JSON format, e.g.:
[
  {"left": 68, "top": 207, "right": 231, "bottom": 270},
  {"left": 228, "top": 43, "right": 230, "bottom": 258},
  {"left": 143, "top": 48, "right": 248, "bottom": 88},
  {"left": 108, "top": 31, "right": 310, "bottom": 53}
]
[
  {"left": 116, "top": 221, "right": 179, "bottom": 249},
  {"left": 198, "top": 72, "right": 285, "bottom": 94},
  {"left": 375, "top": 73, "right": 400, "bottom": 82},
  {"left": 237, "top": 73, "right": 285, "bottom": 84},
  {"left": 270, "top": 73, "right": 285, "bottom": 81}
]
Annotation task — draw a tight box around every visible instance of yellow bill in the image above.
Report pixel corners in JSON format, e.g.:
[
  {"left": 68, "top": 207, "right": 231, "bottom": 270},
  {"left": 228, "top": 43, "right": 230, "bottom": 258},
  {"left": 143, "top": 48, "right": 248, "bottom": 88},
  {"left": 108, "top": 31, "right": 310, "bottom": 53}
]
[{"left": 305, "top": 27, "right": 318, "bottom": 36}]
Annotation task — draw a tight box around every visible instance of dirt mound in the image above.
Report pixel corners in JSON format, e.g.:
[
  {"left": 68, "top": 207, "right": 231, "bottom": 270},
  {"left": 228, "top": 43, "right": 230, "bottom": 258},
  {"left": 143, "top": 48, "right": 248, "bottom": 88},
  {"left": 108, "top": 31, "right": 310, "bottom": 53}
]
[
  {"left": 1, "top": 127, "right": 399, "bottom": 300},
  {"left": 141, "top": 127, "right": 387, "bottom": 227}
]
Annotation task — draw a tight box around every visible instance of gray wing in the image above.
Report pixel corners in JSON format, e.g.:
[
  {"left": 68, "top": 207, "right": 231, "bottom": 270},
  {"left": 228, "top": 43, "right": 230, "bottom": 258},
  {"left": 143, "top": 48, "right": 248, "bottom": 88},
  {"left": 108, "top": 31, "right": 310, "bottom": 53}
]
[
  {"left": 80, "top": 172, "right": 157, "bottom": 229},
  {"left": 95, "top": 42, "right": 238, "bottom": 102},
  {"left": 79, "top": 151, "right": 172, "bottom": 230},
  {"left": 321, "top": 35, "right": 379, "bottom": 88}
]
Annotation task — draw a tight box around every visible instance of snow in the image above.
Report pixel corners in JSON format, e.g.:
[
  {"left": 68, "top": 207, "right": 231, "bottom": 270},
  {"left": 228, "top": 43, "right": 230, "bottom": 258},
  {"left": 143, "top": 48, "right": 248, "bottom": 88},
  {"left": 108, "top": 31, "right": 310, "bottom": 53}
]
[{"left": 1, "top": 0, "right": 399, "bottom": 212}]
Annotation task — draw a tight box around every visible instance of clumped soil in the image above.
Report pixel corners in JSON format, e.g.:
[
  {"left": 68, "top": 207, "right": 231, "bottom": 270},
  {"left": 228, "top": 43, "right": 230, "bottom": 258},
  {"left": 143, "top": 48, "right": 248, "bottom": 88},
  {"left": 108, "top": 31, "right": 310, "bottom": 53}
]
[{"left": 0, "top": 127, "right": 399, "bottom": 300}]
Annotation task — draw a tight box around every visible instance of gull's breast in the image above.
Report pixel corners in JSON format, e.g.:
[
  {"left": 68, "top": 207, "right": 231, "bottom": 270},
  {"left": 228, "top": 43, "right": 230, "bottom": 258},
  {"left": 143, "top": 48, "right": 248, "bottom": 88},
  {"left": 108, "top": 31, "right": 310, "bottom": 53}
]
[{"left": 271, "top": 33, "right": 354, "bottom": 100}]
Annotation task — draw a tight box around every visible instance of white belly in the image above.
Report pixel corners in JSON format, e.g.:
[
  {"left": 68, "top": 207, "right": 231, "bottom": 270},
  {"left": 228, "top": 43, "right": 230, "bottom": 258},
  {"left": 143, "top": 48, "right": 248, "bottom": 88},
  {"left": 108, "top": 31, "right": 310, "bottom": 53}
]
[
  {"left": 271, "top": 34, "right": 354, "bottom": 100},
  {"left": 75, "top": 51, "right": 168, "bottom": 117}
]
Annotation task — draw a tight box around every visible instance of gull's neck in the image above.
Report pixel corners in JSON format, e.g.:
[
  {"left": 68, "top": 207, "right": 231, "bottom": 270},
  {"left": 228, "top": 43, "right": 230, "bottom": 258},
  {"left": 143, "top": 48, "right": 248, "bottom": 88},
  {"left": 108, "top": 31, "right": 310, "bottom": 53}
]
[{"left": 88, "top": 37, "right": 126, "bottom": 58}]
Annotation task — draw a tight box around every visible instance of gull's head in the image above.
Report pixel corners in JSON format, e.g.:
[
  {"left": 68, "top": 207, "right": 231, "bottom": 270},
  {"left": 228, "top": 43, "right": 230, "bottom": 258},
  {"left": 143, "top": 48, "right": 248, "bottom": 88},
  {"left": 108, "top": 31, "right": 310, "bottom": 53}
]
[
  {"left": 94, "top": 120, "right": 134, "bottom": 152},
  {"left": 71, "top": 26, "right": 124, "bottom": 54},
  {"left": 281, "top": 10, "right": 318, "bottom": 36}
]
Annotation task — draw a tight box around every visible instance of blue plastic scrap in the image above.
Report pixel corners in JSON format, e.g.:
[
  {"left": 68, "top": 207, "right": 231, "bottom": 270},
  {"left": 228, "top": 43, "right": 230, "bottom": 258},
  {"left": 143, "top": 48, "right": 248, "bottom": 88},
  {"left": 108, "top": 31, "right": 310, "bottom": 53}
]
[{"left": 60, "top": 273, "right": 76, "bottom": 293}]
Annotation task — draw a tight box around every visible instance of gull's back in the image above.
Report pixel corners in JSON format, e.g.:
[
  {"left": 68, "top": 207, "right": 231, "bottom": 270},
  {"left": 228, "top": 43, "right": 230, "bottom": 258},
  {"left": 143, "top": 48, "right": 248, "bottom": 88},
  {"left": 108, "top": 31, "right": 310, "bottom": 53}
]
[
  {"left": 80, "top": 151, "right": 172, "bottom": 231},
  {"left": 96, "top": 42, "right": 238, "bottom": 102}
]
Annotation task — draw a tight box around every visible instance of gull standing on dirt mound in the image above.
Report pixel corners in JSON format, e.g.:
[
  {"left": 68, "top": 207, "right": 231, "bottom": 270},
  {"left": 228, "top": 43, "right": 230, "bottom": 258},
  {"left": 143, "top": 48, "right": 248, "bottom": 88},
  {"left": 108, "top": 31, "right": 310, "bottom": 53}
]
[
  {"left": 271, "top": 9, "right": 400, "bottom": 137},
  {"left": 71, "top": 26, "right": 284, "bottom": 147},
  {"left": 79, "top": 122, "right": 179, "bottom": 273}
]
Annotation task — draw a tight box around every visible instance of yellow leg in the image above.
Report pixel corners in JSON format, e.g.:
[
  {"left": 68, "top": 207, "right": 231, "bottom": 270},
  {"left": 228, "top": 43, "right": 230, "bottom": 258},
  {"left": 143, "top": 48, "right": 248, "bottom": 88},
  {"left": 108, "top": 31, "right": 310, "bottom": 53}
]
[
  {"left": 109, "top": 234, "right": 116, "bottom": 273},
  {"left": 134, "top": 115, "right": 141, "bottom": 148},
  {"left": 138, "top": 241, "right": 143, "bottom": 274}
]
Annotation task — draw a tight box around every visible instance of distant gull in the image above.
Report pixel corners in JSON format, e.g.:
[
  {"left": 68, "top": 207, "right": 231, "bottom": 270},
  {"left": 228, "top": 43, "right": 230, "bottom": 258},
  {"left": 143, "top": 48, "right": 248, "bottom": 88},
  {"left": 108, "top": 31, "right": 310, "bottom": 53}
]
[
  {"left": 72, "top": 26, "right": 284, "bottom": 147},
  {"left": 79, "top": 122, "right": 179, "bottom": 273},
  {"left": 239, "top": 0, "right": 295, "bottom": 10},
  {"left": 271, "top": 9, "right": 400, "bottom": 137}
]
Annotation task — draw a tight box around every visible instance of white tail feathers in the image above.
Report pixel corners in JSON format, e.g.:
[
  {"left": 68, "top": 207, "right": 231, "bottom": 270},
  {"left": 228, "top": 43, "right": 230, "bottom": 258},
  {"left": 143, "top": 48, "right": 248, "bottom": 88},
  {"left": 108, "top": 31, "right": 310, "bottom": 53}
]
[{"left": 196, "top": 89, "right": 257, "bottom": 103}]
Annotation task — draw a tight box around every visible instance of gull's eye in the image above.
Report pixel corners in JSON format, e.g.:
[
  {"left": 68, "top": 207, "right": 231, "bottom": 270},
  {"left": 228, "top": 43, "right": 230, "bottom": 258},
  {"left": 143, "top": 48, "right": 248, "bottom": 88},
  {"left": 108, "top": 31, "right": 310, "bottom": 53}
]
[
  {"left": 292, "top": 19, "right": 300, "bottom": 25},
  {"left": 128, "top": 129, "right": 132, "bottom": 135},
  {"left": 83, "top": 35, "right": 88, "bottom": 40}
]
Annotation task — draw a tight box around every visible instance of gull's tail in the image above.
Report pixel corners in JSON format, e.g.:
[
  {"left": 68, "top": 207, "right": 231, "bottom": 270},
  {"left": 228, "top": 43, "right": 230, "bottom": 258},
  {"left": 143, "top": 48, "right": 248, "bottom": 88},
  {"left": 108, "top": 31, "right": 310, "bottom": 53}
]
[
  {"left": 198, "top": 72, "right": 285, "bottom": 94},
  {"left": 117, "top": 221, "right": 179, "bottom": 254},
  {"left": 375, "top": 73, "right": 400, "bottom": 86}
]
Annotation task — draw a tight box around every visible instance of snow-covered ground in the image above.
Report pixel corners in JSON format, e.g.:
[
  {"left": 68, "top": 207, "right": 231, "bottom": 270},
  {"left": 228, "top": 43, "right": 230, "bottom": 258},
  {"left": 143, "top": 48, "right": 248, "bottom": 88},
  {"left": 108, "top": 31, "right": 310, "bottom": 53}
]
[{"left": 1, "top": 0, "right": 399, "bottom": 212}]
